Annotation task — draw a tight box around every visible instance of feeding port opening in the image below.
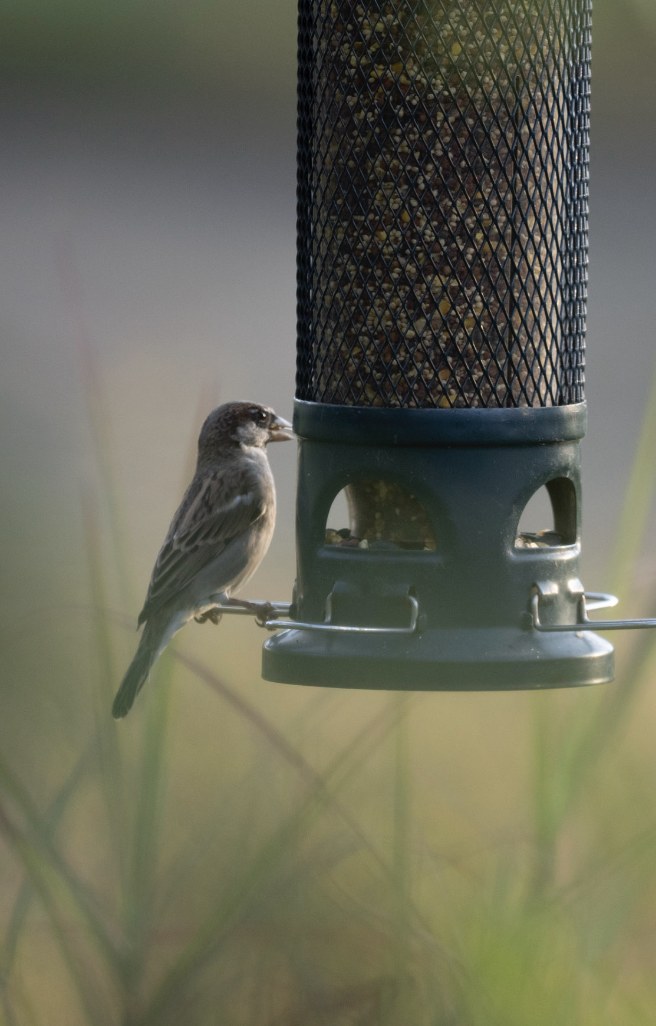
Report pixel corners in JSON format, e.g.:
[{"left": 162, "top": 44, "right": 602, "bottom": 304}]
[
  {"left": 515, "top": 477, "right": 578, "bottom": 549},
  {"left": 326, "top": 480, "right": 437, "bottom": 551}
]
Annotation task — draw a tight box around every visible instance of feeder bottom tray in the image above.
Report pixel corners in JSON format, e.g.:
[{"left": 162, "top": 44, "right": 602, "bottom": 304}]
[{"left": 262, "top": 625, "right": 614, "bottom": 691}]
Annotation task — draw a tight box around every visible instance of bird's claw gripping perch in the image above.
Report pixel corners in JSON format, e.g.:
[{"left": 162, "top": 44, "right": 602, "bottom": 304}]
[
  {"left": 195, "top": 608, "right": 223, "bottom": 625},
  {"left": 253, "top": 602, "right": 277, "bottom": 626},
  {"left": 210, "top": 599, "right": 292, "bottom": 628},
  {"left": 226, "top": 598, "right": 278, "bottom": 626}
]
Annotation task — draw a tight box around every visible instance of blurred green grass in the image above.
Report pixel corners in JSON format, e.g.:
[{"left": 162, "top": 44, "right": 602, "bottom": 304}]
[{"left": 0, "top": 342, "right": 655, "bottom": 1025}]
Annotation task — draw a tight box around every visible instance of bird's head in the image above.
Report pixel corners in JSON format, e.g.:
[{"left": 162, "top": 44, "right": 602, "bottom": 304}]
[{"left": 198, "top": 401, "right": 294, "bottom": 460}]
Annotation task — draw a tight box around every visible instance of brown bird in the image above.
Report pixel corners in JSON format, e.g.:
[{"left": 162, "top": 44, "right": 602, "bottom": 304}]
[{"left": 112, "top": 401, "right": 293, "bottom": 718}]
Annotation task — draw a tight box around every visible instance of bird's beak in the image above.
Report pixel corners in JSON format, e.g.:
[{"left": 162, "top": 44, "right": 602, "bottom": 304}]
[{"left": 268, "top": 414, "right": 294, "bottom": 442}]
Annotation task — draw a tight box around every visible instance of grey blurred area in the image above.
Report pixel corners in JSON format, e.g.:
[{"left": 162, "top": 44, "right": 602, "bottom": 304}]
[
  {"left": 0, "top": 0, "right": 655, "bottom": 655},
  {"left": 0, "top": 92, "right": 298, "bottom": 608}
]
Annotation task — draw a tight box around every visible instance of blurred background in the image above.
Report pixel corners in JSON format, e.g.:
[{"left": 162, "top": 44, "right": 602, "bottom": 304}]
[{"left": 1, "top": 0, "right": 655, "bottom": 1023}]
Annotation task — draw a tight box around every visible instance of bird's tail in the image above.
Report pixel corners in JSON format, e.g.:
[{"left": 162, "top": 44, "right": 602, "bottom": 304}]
[{"left": 112, "top": 611, "right": 181, "bottom": 719}]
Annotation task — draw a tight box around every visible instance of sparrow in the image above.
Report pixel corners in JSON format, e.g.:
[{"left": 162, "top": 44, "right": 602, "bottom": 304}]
[{"left": 112, "top": 401, "right": 293, "bottom": 719}]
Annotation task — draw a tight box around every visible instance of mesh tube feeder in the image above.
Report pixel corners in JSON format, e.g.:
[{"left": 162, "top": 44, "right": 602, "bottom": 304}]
[{"left": 254, "top": 0, "right": 656, "bottom": 688}]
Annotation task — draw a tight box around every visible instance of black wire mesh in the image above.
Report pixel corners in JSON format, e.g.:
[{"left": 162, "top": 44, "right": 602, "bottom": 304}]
[{"left": 296, "top": 0, "right": 589, "bottom": 408}]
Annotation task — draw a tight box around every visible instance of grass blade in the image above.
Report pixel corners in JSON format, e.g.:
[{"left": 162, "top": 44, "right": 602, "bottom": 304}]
[
  {"left": 123, "top": 651, "right": 173, "bottom": 1001},
  {"left": 607, "top": 348, "right": 656, "bottom": 605},
  {"left": 0, "top": 796, "right": 112, "bottom": 1026},
  {"left": 0, "top": 750, "right": 123, "bottom": 980},
  {"left": 4, "top": 745, "right": 94, "bottom": 970},
  {"left": 82, "top": 493, "right": 129, "bottom": 887}
]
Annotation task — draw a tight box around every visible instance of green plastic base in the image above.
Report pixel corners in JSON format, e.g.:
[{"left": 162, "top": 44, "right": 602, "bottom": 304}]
[
  {"left": 263, "top": 626, "right": 614, "bottom": 691},
  {"left": 267, "top": 400, "right": 614, "bottom": 693}
]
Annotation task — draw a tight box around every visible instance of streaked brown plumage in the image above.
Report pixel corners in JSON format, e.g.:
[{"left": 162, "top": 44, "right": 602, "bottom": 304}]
[{"left": 112, "top": 401, "right": 293, "bottom": 718}]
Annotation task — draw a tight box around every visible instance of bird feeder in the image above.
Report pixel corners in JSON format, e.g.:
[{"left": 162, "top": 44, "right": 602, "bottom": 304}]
[{"left": 222, "top": 0, "right": 656, "bottom": 688}]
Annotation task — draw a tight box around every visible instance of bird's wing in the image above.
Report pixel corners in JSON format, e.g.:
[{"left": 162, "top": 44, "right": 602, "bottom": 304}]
[{"left": 138, "top": 469, "right": 265, "bottom": 623}]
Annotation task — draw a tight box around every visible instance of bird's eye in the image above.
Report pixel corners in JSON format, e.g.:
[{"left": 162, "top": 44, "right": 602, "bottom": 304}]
[{"left": 250, "top": 407, "right": 268, "bottom": 423}]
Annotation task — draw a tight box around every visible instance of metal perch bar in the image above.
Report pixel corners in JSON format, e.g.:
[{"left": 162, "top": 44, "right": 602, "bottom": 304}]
[
  {"left": 531, "top": 591, "right": 656, "bottom": 632},
  {"left": 263, "top": 594, "right": 420, "bottom": 635},
  {"left": 214, "top": 596, "right": 420, "bottom": 635}
]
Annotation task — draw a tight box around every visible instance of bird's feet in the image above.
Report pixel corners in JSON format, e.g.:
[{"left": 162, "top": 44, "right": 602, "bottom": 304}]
[
  {"left": 195, "top": 607, "right": 223, "bottom": 625},
  {"left": 222, "top": 598, "right": 277, "bottom": 626},
  {"left": 251, "top": 601, "right": 276, "bottom": 627}
]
